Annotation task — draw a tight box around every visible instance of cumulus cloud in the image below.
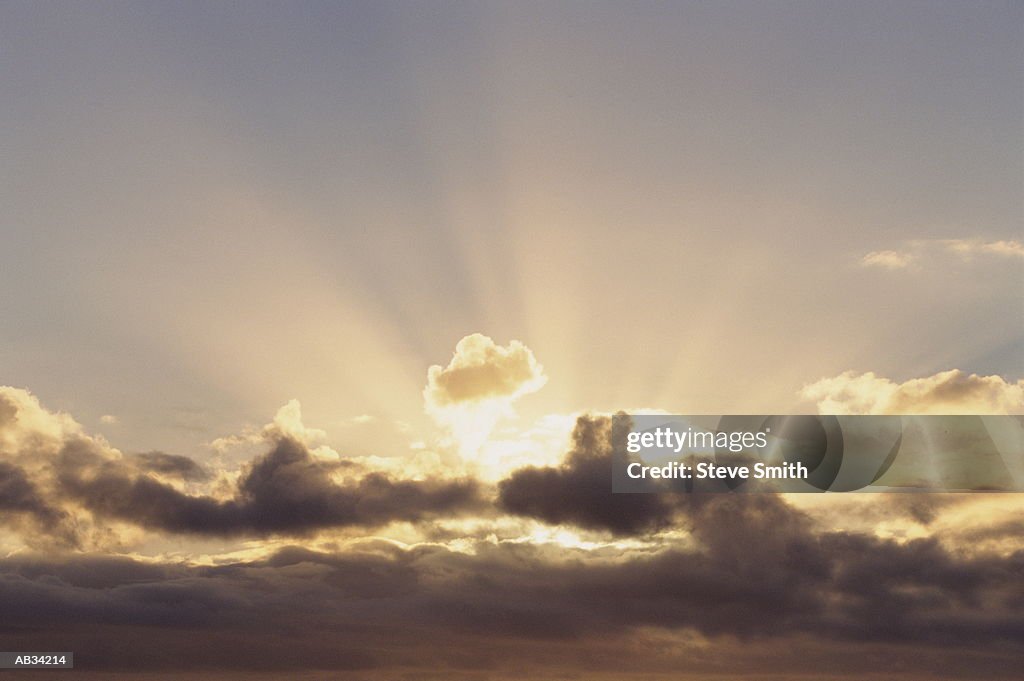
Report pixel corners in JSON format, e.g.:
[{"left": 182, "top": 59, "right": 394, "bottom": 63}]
[
  {"left": 0, "top": 386, "right": 82, "bottom": 457},
  {"left": 262, "top": 398, "right": 328, "bottom": 445},
  {"left": 208, "top": 399, "right": 334, "bottom": 459},
  {"left": 425, "top": 334, "right": 548, "bottom": 464},
  {"left": 0, "top": 387, "right": 483, "bottom": 543},
  {"left": 0, "top": 461, "right": 76, "bottom": 545},
  {"left": 3, "top": 390, "right": 1024, "bottom": 678},
  {"left": 498, "top": 414, "right": 679, "bottom": 534},
  {"left": 57, "top": 436, "right": 482, "bottom": 537},
  {"left": 801, "top": 370, "right": 1024, "bottom": 415},
  {"left": 425, "top": 334, "right": 546, "bottom": 408},
  {"left": 128, "top": 451, "right": 210, "bottom": 481},
  {"left": 496, "top": 413, "right": 822, "bottom": 557}
]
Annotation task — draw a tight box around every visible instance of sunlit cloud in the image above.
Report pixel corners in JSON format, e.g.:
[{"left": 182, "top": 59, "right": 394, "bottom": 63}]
[
  {"left": 425, "top": 333, "right": 547, "bottom": 407},
  {"left": 425, "top": 334, "right": 547, "bottom": 466},
  {"left": 801, "top": 369, "right": 1024, "bottom": 415},
  {"left": 860, "top": 238, "right": 1024, "bottom": 270},
  {"left": 1, "top": 1, "right": 1021, "bottom": 675},
  {"left": 941, "top": 238, "right": 1024, "bottom": 260},
  {"left": 861, "top": 249, "right": 917, "bottom": 270},
  {"left": 0, "top": 387, "right": 483, "bottom": 551},
  {"left": 208, "top": 399, "right": 339, "bottom": 463}
]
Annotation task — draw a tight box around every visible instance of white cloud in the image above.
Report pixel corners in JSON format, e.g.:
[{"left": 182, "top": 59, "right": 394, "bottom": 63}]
[
  {"left": 208, "top": 399, "right": 338, "bottom": 462},
  {"left": 263, "top": 399, "right": 326, "bottom": 444},
  {"left": 859, "top": 238, "right": 1024, "bottom": 270},
  {"left": 0, "top": 386, "right": 124, "bottom": 550},
  {"left": 424, "top": 334, "right": 547, "bottom": 462},
  {"left": 0, "top": 386, "right": 84, "bottom": 461},
  {"left": 861, "top": 250, "right": 917, "bottom": 270},
  {"left": 425, "top": 334, "right": 547, "bottom": 408},
  {"left": 801, "top": 369, "right": 1024, "bottom": 415},
  {"left": 940, "top": 239, "right": 1024, "bottom": 260}
]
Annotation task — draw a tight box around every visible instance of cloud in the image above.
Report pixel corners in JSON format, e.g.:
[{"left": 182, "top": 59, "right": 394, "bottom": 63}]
[
  {"left": 129, "top": 451, "right": 210, "bottom": 481},
  {"left": 262, "top": 398, "right": 328, "bottom": 445},
  {"left": 1, "top": 516, "right": 1023, "bottom": 678},
  {"left": 861, "top": 249, "right": 917, "bottom": 269},
  {"left": 60, "top": 436, "right": 484, "bottom": 539},
  {"left": 942, "top": 238, "right": 1024, "bottom": 260},
  {"left": 425, "top": 334, "right": 548, "bottom": 465},
  {"left": 0, "top": 387, "right": 484, "bottom": 542},
  {"left": 208, "top": 399, "right": 334, "bottom": 458},
  {"left": 0, "top": 386, "right": 82, "bottom": 457},
  {"left": 0, "top": 461, "right": 76, "bottom": 546},
  {"left": 497, "top": 414, "right": 823, "bottom": 546},
  {"left": 498, "top": 414, "right": 680, "bottom": 535},
  {"left": 801, "top": 370, "right": 1024, "bottom": 415},
  {"left": 5, "top": 388, "right": 1024, "bottom": 678},
  {"left": 860, "top": 238, "right": 1024, "bottom": 270},
  {"left": 425, "top": 334, "right": 546, "bottom": 408}
]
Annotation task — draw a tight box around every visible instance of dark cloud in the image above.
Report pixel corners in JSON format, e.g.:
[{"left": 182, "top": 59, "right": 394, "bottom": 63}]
[
  {"left": 129, "top": 451, "right": 210, "bottom": 481},
  {"left": 492, "top": 415, "right": 1024, "bottom": 653},
  {"left": 955, "top": 517, "right": 1024, "bottom": 544},
  {"left": 1, "top": 530, "right": 1022, "bottom": 678},
  {"left": 821, "top": 533, "right": 1024, "bottom": 646},
  {"left": 497, "top": 414, "right": 679, "bottom": 534},
  {"left": 55, "top": 436, "right": 483, "bottom": 537},
  {"left": 496, "top": 414, "right": 796, "bottom": 538},
  {"left": 0, "top": 462, "right": 64, "bottom": 525},
  {"left": 0, "top": 461, "right": 77, "bottom": 547},
  {"left": 886, "top": 493, "right": 965, "bottom": 525},
  {"left": 4, "top": 396, "right": 1023, "bottom": 678},
  {"left": 0, "top": 553, "right": 181, "bottom": 589}
]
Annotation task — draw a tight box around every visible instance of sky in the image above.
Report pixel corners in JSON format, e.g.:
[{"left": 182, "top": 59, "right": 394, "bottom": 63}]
[{"left": 1, "top": 1, "right": 1023, "bottom": 679}]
